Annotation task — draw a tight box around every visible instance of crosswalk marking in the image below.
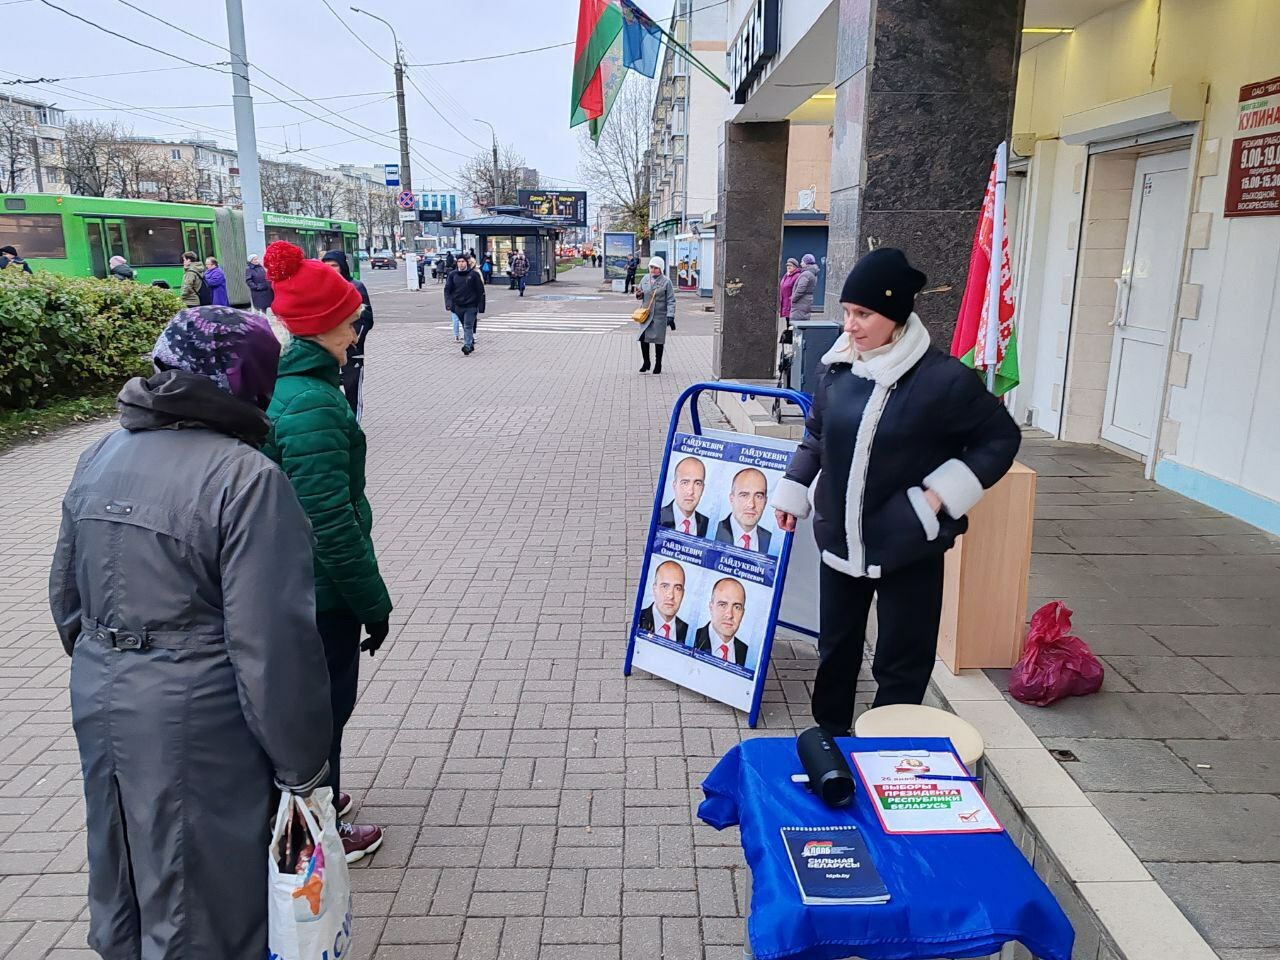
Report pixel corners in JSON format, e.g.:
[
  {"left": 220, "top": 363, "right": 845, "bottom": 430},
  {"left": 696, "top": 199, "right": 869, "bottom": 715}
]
[{"left": 432, "top": 312, "right": 635, "bottom": 336}]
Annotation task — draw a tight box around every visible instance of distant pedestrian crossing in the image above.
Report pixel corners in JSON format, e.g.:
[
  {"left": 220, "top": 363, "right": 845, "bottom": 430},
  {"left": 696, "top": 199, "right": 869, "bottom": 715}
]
[{"left": 433, "top": 312, "right": 633, "bottom": 335}]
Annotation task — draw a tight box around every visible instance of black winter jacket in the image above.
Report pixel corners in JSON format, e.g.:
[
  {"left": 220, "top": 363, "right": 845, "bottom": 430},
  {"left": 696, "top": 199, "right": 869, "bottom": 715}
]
[
  {"left": 320, "top": 250, "right": 374, "bottom": 362},
  {"left": 444, "top": 268, "right": 486, "bottom": 313},
  {"left": 772, "top": 315, "right": 1020, "bottom": 578}
]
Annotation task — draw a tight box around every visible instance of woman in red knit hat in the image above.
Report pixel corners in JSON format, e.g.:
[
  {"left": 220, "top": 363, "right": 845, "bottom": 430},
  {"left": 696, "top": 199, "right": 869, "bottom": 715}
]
[{"left": 260, "top": 241, "right": 393, "bottom": 863}]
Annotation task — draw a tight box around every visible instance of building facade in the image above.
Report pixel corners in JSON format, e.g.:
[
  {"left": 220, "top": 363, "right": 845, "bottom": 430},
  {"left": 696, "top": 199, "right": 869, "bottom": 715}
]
[
  {"left": 647, "top": 0, "right": 727, "bottom": 288},
  {"left": 0, "top": 95, "right": 67, "bottom": 194},
  {"left": 117, "top": 137, "right": 240, "bottom": 206}
]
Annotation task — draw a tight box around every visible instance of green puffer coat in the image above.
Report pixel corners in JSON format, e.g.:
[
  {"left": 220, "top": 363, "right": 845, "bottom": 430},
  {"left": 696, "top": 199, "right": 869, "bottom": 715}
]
[{"left": 263, "top": 338, "right": 392, "bottom": 623}]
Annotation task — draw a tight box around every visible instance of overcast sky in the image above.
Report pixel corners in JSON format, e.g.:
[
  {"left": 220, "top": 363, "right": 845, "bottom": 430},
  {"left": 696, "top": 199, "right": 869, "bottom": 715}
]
[{"left": 6, "top": 0, "right": 681, "bottom": 192}]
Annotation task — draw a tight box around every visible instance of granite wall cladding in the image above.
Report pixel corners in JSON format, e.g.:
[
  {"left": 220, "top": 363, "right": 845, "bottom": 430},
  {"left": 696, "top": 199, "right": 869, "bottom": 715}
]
[
  {"left": 713, "top": 120, "right": 790, "bottom": 380},
  {"left": 824, "top": 0, "right": 1025, "bottom": 335}
]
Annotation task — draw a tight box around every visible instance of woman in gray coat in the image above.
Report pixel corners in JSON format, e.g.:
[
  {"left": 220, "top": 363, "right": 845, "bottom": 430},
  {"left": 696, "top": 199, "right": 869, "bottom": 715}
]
[
  {"left": 789, "top": 252, "right": 821, "bottom": 322},
  {"left": 635, "top": 255, "right": 676, "bottom": 374},
  {"left": 50, "top": 306, "right": 333, "bottom": 959}
]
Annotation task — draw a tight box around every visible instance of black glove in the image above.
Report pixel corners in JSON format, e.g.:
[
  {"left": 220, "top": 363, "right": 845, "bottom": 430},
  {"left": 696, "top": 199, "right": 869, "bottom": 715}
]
[
  {"left": 667, "top": 319, "right": 676, "bottom": 330},
  {"left": 360, "top": 619, "right": 390, "bottom": 656}
]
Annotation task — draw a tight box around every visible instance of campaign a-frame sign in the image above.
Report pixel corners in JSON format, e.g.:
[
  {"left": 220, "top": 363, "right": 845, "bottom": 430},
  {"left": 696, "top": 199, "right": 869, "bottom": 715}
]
[{"left": 624, "top": 383, "right": 815, "bottom": 726}]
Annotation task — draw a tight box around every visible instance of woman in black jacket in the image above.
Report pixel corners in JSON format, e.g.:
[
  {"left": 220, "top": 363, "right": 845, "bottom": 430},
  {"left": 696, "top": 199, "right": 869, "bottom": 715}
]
[
  {"left": 772, "top": 248, "right": 1020, "bottom": 735},
  {"left": 321, "top": 250, "right": 374, "bottom": 417}
]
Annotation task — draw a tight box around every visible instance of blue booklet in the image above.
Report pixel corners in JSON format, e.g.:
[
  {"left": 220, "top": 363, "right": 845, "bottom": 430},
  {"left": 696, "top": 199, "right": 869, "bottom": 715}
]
[{"left": 780, "top": 826, "right": 890, "bottom": 905}]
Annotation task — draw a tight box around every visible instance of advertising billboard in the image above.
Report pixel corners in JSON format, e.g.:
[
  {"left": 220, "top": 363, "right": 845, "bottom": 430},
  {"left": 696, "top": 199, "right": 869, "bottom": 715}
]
[
  {"left": 603, "top": 232, "right": 636, "bottom": 281},
  {"left": 519, "top": 189, "right": 588, "bottom": 226}
]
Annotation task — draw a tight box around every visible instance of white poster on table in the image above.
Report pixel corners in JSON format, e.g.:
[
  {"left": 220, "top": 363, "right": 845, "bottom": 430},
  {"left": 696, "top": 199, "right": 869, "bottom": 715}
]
[{"left": 850, "top": 750, "right": 1002, "bottom": 835}]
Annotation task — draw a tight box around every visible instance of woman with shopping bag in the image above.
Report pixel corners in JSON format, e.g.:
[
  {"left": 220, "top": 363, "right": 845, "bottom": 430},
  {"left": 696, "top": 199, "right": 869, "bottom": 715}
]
[
  {"left": 50, "top": 306, "right": 333, "bottom": 958},
  {"left": 635, "top": 256, "right": 676, "bottom": 374}
]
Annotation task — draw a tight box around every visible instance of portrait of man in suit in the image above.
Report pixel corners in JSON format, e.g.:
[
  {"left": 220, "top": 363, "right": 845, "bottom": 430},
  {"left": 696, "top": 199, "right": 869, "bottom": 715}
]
[
  {"left": 694, "top": 577, "right": 750, "bottom": 667},
  {"left": 715, "top": 467, "right": 773, "bottom": 555},
  {"left": 659, "top": 456, "right": 710, "bottom": 537},
  {"left": 638, "top": 559, "right": 689, "bottom": 644}
]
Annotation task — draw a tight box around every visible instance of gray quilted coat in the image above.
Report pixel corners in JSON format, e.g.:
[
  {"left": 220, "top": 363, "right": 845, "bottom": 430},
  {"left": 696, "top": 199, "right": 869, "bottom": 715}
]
[
  {"left": 50, "top": 372, "right": 332, "bottom": 959},
  {"left": 636, "top": 273, "right": 676, "bottom": 344}
]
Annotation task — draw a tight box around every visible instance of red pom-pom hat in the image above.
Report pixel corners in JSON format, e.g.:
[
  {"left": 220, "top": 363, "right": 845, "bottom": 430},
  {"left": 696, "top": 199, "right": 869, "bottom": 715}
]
[{"left": 263, "top": 241, "right": 363, "bottom": 337}]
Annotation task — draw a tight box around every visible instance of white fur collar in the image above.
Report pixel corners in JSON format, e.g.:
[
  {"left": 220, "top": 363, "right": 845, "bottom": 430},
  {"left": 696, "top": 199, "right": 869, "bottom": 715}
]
[{"left": 820, "top": 313, "right": 931, "bottom": 386}]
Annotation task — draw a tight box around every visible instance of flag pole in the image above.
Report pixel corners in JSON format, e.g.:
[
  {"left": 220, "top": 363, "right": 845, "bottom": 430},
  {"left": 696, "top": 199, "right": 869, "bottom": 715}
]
[{"left": 984, "top": 140, "right": 1007, "bottom": 394}]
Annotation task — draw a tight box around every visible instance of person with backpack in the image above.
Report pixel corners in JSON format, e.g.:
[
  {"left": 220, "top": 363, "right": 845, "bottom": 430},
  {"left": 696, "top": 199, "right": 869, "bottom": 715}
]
[
  {"left": 0, "top": 244, "right": 33, "bottom": 273},
  {"left": 510, "top": 248, "right": 530, "bottom": 297},
  {"left": 180, "top": 251, "right": 209, "bottom": 307}
]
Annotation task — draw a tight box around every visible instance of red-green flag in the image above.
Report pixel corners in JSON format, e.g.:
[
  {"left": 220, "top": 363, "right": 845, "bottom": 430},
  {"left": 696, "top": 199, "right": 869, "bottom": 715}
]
[{"left": 571, "top": 0, "right": 624, "bottom": 130}]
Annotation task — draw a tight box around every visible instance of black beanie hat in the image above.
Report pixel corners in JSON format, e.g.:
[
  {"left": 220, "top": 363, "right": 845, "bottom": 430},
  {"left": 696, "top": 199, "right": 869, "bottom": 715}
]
[{"left": 839, "top": 248, "right": 927, "bottom": 324}]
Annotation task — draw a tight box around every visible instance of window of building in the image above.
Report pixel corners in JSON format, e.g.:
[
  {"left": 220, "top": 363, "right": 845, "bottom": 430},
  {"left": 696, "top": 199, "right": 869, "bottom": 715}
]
[
  {"left": 170, "top": 148, "right": 181, "bottom": 161},
  {"left": 40, "top": 138, "right": 57, "bottom": 156},
  {"left": 124, "top": 218, "right": 185, "bottom": 266},
  {"left": 0, "top": 213, "right": 66, "bottom": 258},
  {"left": 44, "top": 167, "right": 61, "bottom": 184}
]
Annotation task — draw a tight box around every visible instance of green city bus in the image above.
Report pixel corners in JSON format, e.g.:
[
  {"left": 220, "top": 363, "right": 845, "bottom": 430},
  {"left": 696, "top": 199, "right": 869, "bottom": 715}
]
[{"left": 0, "top": 194, "right": 360, "bottom": 307}]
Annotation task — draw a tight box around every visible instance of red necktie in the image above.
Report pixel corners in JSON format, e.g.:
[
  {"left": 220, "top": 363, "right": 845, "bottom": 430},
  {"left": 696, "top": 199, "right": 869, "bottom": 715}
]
[
  {"left": 718, "top": 643, "right": 730, "bottom": 661},
  {"left": 661, "top": 623, "right": 670, "bottom": 639},
  {"left": 740, "top": 534, "right": 750, "bottom": 549},
  {"left": 682, "top": 519, "right": 690, "bottom": 534}
]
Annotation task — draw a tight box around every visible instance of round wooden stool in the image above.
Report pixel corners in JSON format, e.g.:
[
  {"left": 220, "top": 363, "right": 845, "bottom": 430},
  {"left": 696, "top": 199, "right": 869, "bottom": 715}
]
[{"left": 854, "top": 704, "right": 985, "bottom": 770}]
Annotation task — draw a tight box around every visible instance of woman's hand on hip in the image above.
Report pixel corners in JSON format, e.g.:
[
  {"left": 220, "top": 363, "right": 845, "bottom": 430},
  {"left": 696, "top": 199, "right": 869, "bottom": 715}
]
[
  {"left": 924, "top": 489, "right": 943, "bottom": 514},
  {"left": 775, "top": 509, "right": 798, "bottom": 533}
]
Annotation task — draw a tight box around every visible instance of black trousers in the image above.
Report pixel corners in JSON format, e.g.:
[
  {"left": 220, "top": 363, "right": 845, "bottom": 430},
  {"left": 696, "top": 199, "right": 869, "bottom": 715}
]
[
  {"left": 340, "top": 360, "right": 363, "bottom": 420},
  {"left": 625, "top": 270, "right": 637, "bottom": 293},
  {"left": 812, "top": 556, "right": 945, "bottom": 735},
  {"left": 316, "top": 609, "right": 361, "bottom": 802}
]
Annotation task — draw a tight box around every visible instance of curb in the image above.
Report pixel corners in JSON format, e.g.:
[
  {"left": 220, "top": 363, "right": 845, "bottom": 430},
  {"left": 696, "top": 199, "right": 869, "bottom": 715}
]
[{"left": 926, "top": 663, "right": 1218, "bottom": 960}]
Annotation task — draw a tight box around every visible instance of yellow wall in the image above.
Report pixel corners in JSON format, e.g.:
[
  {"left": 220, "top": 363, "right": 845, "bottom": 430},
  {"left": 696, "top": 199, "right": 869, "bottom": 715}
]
[{"left": 785, "top": 124, "right": 832, "bottom": 213}]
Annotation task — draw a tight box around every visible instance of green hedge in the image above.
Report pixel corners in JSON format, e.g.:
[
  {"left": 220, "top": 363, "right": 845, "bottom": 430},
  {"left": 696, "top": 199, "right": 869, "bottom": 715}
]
[{"left": 0, "top": 270, "right": 181, "bottom": 410}]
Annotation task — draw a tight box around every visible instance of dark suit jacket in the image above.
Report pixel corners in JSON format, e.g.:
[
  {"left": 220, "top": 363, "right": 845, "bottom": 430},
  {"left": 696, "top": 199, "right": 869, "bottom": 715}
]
[
  {"left": 693, "top": 626, "right": 748, "bottom": 667},
  {"left": 639, "top": 606, "right": 688, "bottom": 644},
  {"left": 715, "top": 518, "right": 772, "bottom": 554},
  {"left": 660, "top": 503, "right": 710, "bottom": 537}
]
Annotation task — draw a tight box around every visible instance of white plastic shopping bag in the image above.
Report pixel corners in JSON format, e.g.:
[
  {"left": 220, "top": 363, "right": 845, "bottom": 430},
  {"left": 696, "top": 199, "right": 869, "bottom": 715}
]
[{"left": 268, "top": 787, "right": 353, "bottom": 960}]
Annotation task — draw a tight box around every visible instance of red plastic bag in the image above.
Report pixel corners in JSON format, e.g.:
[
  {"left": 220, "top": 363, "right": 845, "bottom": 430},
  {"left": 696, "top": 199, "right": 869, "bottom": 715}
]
[{"left": 1008, "top": 601, "right": 1104, "bottom": 707}]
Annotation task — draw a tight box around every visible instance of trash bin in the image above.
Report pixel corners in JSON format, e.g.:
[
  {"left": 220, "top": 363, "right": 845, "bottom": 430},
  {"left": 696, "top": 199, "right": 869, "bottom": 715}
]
[{"left": 790, "top": 320, "right": 841, "bottom": 396}]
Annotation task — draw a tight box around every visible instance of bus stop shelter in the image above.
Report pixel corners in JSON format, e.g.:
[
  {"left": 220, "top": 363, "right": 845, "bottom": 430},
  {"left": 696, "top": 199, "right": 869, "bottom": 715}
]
[{"left": 443, "top": 213, "right": 560, "bottom": 286}]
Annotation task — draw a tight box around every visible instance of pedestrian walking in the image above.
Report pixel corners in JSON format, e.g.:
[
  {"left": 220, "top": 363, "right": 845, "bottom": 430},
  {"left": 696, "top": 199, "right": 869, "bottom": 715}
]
[
  {"left": 180, "top": 251, "right": 209, "bottom": 307},
  {"left": 50, "top": 305, "right": 333, "bottom": 958},
  {"left": 260, "top": 241, "right": 392, "bottom": 864},
  {"left": 0, "top": 244, "right": 33, "bottom": 273},
  {"left": 510, "top": 248, "right": 529, "bottom": 297},
  {"left": 204, "top": 256, "right": 229, "bottom": 306},
  {"left": 108, "top": 254, "right": 135, "bottom": 281},
  {"left": 480, "top": 254, "right": 493, "bottom": 285},
  {"left": 771, "top": 248, "right": 1021, "bottom": 734},
  {"left": 624, "top": 253, "right": 639, "bottom": 294},
  {"left": 506, "top": 250, "right": 517, "bottom": 290},
  {"left": 445, "top": 251, "right": 456, "bottom": 272},
  {"left": 635, "top": 255, "right": 675, "bottom": 375},
  {"left": 322, "top": 249, "right": 374, "bottom": 420},
  {"left": 789, "top": 253, "right": 820, "bottom": 322},
  {"left": 779, "top": 257, "right": 800, "bottom": 324},
  {"left": 245, "top": 253, "right": 274, "bottom": 313},
  {"left": 445, "top": 254, "right": 486, "bottom": 356}
]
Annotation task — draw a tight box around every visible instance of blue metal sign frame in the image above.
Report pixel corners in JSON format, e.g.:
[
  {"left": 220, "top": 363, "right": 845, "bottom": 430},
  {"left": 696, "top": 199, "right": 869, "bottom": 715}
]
[{"left": 623, "top": 381, "right": 813, "bottom": 727}]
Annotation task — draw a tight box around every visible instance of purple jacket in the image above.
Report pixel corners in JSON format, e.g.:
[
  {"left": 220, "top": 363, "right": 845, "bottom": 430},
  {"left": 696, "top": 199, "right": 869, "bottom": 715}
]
[
  {"left": 205, "top": 266, "right": 229, "bottom": 306},
  {"left": 779, "top": 269, "right": 800, "bottom": 319}
]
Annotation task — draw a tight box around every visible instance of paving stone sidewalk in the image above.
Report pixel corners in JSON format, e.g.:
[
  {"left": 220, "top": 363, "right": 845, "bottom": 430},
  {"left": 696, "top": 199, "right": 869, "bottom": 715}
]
[
  {"left": 1000, "top": 437, "right": 1280, "bottom": 960},
  {"left": 0, "top": 268, "right": 824, "bottom": 960}
]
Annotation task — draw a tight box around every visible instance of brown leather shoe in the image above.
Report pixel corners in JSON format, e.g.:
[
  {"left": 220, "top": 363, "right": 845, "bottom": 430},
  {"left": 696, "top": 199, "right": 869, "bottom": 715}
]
[{"left": 339, "top": 822, "right": 384, "bottom": 863}]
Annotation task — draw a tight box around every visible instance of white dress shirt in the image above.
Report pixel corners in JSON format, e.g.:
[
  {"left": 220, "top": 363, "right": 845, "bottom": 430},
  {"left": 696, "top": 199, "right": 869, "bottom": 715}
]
[
  {"left": 729, "top": 516, "right": 758, "bottom": 552},
  {"left": 652, "top": 605, "right": 678, "bottom": 640},
  {"left": 674, "top": 506, "right": 698, "bottom": 536}
]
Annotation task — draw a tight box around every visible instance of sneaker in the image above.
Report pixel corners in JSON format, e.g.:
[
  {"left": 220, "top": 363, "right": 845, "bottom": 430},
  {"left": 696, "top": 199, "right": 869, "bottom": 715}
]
[
  {"left": 338, "top": 822, "right": 384, "bottom": 863},
  {"left": 336, "top": 792, "right": 354, "bottom": 819}
]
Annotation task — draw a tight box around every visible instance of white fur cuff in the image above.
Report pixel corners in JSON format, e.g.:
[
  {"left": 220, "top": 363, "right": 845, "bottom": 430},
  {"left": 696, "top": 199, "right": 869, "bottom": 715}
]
[
  {"left": 772, "top": 477, "right": 813, "bottom": 520},
  {"left": 907, "top": 486, "right": 940, "bottom": 541},
  {"left": 924, "top": 458, "right": 984, "bottom": 518}
]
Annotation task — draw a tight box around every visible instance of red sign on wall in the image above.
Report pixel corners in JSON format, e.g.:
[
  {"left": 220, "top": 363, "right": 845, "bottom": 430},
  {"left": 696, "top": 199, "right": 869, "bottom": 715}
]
[{"left": 1224, "top": 75, "right": 1280, "bottom": 218}]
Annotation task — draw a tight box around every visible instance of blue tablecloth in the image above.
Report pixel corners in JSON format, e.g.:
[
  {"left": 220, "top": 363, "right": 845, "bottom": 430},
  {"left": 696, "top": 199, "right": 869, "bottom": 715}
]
[{"left": 698, "top": 737, "right": 1074, "bottom": 960}]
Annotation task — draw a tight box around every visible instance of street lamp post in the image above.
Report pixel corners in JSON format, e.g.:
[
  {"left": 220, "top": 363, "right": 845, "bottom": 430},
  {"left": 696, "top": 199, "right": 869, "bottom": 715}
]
[
  {"left": 351, "top": 7, "right": 412, "bottom": 196},
  {"left": 475, "top": 118, "right": 499, "bottom": 209}
]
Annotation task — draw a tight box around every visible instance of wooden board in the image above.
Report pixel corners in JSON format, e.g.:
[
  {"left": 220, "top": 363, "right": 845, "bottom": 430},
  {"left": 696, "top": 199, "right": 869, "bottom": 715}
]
[{"left": 937, "top": 461, "right": 1037, "bottom": 671}]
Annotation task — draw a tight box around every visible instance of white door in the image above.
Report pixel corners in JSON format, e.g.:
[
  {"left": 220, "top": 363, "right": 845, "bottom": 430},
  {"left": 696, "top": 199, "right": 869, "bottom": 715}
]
[{"left": 1101, "top": 150, "right": 1189, "bottom": 454}]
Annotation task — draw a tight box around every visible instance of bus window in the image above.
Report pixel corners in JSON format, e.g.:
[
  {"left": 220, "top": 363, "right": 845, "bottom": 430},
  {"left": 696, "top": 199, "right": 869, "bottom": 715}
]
[
  {"left": 0, "top": 213, "right": 67, "bottom": 258},
  {"left": 125, "top": 218, "right": 184, "bottom": 266},
  {"left": 86, "top": 221, "right": 107, "bottom": 278},
  {"left": 183, "top": 223, "right": 200, "bottom": 257},
  {"left": 199, "top": 224, "right": 215, "bottom": 261}
]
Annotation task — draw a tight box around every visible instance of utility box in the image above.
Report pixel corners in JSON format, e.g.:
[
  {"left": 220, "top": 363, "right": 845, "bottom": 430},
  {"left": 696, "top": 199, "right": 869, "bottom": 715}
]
[{"left": 790, "top": 320, "right": 841, "bottom": 396}]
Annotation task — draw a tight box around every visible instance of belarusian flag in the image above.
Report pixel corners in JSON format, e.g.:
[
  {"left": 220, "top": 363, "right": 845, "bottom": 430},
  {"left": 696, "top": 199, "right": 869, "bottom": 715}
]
[
  {"left": 951, "top": 145, "right": 1019, "bottom": 396},
  {"left": 571, "top": 0, "right": 624, "bottom": 131}
]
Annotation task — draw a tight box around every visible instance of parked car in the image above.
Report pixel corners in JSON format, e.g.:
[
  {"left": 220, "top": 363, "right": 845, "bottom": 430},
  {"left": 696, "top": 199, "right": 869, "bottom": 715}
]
[{"left": 369, "top": 251, "right": 397, "bottom": 270}]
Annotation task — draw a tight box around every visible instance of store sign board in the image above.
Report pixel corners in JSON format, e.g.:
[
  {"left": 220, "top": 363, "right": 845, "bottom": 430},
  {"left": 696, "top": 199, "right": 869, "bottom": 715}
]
[
  {"left": 727, "top": 0, "right": 779, "bottom": 105},
  {"left": 1224, "top": 75, "right": 1280, "bottom": 218}
]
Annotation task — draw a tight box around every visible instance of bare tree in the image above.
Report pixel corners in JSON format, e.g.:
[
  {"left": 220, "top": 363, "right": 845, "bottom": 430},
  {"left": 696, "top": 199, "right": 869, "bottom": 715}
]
[
  {"left": 61, "top": 119, "right": 125, "bottom": 197},
  {"left": 461, "top": 143, "right": 532, "bottom": 209},
  {"left": 344, "top": 182, "right": 396, "bottom": 252},
  {"left": 0, "top": 108, "right": 36, "bottom": 192},
  {"left": 148, "top": 155, "right": 203, "bottom": 202},
  {"left": 577, "top": 78, "right": 653, "bottom": 239}
]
